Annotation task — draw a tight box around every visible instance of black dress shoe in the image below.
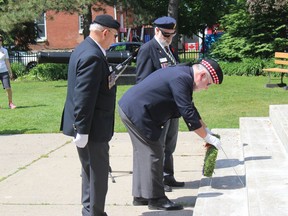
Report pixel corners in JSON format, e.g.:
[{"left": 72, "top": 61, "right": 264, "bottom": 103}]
[
  {"left": 148, "top": 196, "right": 183, "bottom": 211},
  {"left": 164, "top": 184, "right": 172, "bottom": 192},
  {"left": 164, "top": 175, "right": 185, "bottom": 187},
  {"left": 133, "top": 197, "right": 149, "bottom": 206}
]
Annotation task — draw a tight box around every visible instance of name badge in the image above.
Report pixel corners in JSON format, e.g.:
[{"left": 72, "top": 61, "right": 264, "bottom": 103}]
[{"left": 159, "top": 57, "right": 168, "bottom": 63}]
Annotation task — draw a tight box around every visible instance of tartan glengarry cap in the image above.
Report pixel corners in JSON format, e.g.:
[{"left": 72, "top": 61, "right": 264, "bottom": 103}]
[
  {"left": 93, "top": 14, "right": 120, "bottom": 30},
  {"left": 200, "top": 59, "right": 223, "bottom": 84},
  {"left": 153, "top": 16, "right": 176, "bottom": 30}
]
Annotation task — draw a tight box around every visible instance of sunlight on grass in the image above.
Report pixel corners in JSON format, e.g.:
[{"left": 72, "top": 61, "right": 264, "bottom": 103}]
[{"left": 0, "top": 76, "right": 287, "bottom": 135}]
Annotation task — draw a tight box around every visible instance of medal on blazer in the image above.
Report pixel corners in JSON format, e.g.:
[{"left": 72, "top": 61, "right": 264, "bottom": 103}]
[{"left": 108, "top": 66, "right": 116, "bottom": 89}]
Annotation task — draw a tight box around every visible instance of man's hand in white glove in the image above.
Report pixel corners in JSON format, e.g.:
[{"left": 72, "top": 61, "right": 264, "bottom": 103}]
[
  {"left": 205, "top": 127, "right": 213, "bottom": 135},
  {"left": 73, "top": 133, "right": 88, "bottom": 148},
  {"left": 204, "top": 133, "right": 221, "bottom": 150}
]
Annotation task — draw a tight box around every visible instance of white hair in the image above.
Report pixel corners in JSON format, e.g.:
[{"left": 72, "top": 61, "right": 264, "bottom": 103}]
[
  {"left": 196, "top": 63, "right": 206, "bottom": 71},
  {"left": 89, "top": 23, "right": 106, "bottom": 32}
]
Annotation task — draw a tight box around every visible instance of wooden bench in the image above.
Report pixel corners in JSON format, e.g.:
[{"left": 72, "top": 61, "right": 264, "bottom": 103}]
[{"left": 263, "top": 52, "right": 288, "bottom": 90}]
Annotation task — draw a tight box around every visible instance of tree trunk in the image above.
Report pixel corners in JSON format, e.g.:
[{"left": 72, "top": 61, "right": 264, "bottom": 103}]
[
  {"left": 83, "top": 4, "right": 93, "bottom": 39},
  {"left": 168, "top": 0, "right": 180, "bottom": 56}
]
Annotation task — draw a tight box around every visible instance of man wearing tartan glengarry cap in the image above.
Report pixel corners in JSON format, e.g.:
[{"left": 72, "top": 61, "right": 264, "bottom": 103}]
[{"left": 118, "top": 58, "right": 224, "bottom": 211}]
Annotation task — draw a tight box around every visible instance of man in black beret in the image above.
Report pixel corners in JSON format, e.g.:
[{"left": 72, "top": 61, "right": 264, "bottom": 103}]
[
  {"left": 61, "top": 14, "right": 120, "bottom": 216},
  {"left": 119, "top": 59, "right": 223, "bottom": 211},
  {"left": 135, "top": 16, "right": 182, "bottom": 194}
]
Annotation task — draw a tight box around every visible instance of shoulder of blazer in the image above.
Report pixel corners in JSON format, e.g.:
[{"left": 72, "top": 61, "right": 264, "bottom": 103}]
[
  {"left": 141, "top": 38, "right": 163, "bottom": 57},
  {"left": 151, "top": 38, "right": 165, "bottom": 55},
  {"left": 84, "top": 36, "right": 107, "bottom": 60}
]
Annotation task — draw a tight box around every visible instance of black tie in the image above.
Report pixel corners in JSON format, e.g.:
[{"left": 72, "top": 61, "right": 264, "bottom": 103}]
[{"left": 164, "top": 46, "right": 176, "bottom": 65}]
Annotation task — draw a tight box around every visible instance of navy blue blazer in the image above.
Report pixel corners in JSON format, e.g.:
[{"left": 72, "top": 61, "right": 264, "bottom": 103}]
[
  {"left": 135, "top": 37, "right": 178, "bottom": 83},
  {"left": 119, "top": 65, "right": 201, "bottom": 141},
  {"left": 61, "top": 36, "right": 116, "bottom": 142}
]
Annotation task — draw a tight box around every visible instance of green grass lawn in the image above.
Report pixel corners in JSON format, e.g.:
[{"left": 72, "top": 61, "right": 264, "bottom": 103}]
[{"left": 0, "top": 76, "right": 287, "bottom": 134}]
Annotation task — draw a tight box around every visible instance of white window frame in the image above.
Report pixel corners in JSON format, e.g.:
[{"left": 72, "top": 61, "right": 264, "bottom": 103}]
[
  {"left": 36, "top": 13, "right": 47, "bottom": 42},
  {"left": 79, "top": 15, "right": 84, "bottom": 34}
]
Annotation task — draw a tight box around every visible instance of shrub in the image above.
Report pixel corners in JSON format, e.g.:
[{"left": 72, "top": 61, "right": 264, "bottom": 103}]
[
  {"left": 11, "top": 62, "right": 28, "bottom": 78},
  {"left": 218, "top": 58, "right": 277, "bottom": 76},
  {"left": 29, "top": 63, "right": 68, "bottom": 81}
]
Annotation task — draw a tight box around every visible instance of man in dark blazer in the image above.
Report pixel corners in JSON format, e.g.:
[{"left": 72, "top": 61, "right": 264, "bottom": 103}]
[
  {"left": 118, "top": 59, "right": 224, "bottom": 211},
  {"left": 60, "top": 15, "right": 120, "bottom": 216},
  {"left": 135, "top": 16, "right": 183, "bottom": 193}
]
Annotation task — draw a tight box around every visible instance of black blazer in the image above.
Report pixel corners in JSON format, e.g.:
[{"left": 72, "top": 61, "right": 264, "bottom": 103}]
[
  {"left": 61, "top": 36, "right": 116, "bottom": 142},
  {"left": 135, "top": 37, "right": 178, "bottom": 83},
  {"left": 119, "top": 65, "right": 201, "bottom": 141}
]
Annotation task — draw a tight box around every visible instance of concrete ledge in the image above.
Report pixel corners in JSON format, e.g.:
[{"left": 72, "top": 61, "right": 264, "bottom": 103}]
[
  {"left": 240, "top": 117, "right": 288, "bottom": 216},
  {"left": 115, "top": 66, "right": 136, "bottom": 85},
  {"left": 269, "top": 105, "right": 288, "bottom": 153},
  {"left": 193, "top": 129, "right": 248, "bottom": 216}
]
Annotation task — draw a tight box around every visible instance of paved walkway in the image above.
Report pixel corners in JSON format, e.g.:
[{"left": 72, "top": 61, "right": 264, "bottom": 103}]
[{"left": 0, "top": 131, "right": 235, "bottom": 216}]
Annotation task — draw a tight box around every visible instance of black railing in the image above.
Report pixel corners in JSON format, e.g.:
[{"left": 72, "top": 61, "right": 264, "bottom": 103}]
[
  {"left": 178, "top": 50, "right": 202, "bottom": 63},
  {"left": 9, "top": 51, "right": 38, "bottom": 69}
]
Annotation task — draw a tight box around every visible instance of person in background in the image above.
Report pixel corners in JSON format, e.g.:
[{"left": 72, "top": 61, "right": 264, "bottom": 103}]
[
  {"left": 0, "top": 34, "right": 16, "bottom": 109},
  {"left": 60, "top": 14, "right": 120, "bottom": 216},
  {"left": 135, "top": 16, "right": 183, "bottom": 194},
  {"left": 119, "top": 59, "right": 223, "bottom": 211}
]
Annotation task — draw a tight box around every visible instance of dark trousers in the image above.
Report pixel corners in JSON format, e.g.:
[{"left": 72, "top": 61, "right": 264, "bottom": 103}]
[
  {"left": 119, "top": 107, "right": 165, "bottom": 199},
  {"left": 77, "top": 140, "right": 109, "bottom": 216},
  {"left": 159, "top": 118, "right": 179, "bottom": 177}
]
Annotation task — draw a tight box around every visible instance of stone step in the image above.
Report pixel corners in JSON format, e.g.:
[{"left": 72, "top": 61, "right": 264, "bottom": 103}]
[
  {"left": 240, "top": 117, "right": 288, "bottom": 216},
  {"left": 269, "top": 104, "right": 288, "bottom": 153},
  {"left": 193, "top": 129, "right": 248, "bottom": 216}
]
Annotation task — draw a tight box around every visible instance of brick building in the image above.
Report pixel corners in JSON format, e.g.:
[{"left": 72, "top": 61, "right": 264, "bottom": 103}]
[{"left": 30, "top": 5, "right": 124, "bottom": 51}]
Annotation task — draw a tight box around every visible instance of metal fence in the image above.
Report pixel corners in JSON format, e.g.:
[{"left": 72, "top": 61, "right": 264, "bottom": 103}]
[
  {"left": 9, "top": 51, "right": 38, "bottom": 69},
  {"left": 8, "top": 50, "right": 201, "bottom": 69},
  {"left": 178, "top": 50, "right": 202, "bottom": 62}
]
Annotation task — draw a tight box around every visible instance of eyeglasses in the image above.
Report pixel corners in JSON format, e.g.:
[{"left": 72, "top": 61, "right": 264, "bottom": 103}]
[
  {"left": 108, "top": 29, "right": 118, "bottom": 38},
  {"left": 101, "top": 29, "right": 118, "bottom": 38},
  {"left": 159, "top": 28, "right": 176, "bottom": 38}
]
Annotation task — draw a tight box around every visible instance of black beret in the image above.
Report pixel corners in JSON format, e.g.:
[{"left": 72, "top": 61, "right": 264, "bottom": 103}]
[
  {"left": 93, "top": 14, "right": 120, "bottom": 30},
  {"left": 153, "top": 16, "right": 176, "bottom": 30},
  {"left": 200, "top": 59, "right": 224, "bottom": 84}
]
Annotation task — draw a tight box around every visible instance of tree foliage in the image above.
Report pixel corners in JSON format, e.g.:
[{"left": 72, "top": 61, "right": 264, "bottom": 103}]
[
  {"left": 210, "top": 0, "right": 288, "bottom": 61},
  {"left": 0, "top": 0, "right": 115, "bottom": 49},
  {"left": 0, "top": 0, "right": 46, "bottom": 49},
  {"left": 2, "top": 0, "right": 285, "bottom": 61}
]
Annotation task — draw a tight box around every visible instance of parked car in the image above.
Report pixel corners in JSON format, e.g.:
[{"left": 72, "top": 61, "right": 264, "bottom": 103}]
[
  {"left": 9, "top": 51, "right": 38, "bottom": 70},
  {"left": 37, "top": 42, "right": 143, "bottom": 65},
  {"left": 106, "top": 42, "right": 142, "bottom": 64}
]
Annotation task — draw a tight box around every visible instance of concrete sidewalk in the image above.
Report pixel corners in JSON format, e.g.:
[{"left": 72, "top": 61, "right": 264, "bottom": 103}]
[{"left": 0, "top": 131, "right": 234, "bottom": 216}]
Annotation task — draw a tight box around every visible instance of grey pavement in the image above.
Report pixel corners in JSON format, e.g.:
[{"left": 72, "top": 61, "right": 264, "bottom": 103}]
[
  {"left": 1, "top": 107, "right": 288, "bottom": 216},
  {"left": 0, "top": 131, "right": 213, "bottom": 216}
]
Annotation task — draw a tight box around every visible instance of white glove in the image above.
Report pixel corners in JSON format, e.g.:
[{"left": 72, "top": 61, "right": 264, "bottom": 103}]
[
  {"left": 205, "top": 127, "right": 213, "bottom": 135},
  {"left": 204, "top": 133, "right": 221, "bottom": 150},
  {"left": 73, "top": 133, "right": 88, "bottom": 148}
]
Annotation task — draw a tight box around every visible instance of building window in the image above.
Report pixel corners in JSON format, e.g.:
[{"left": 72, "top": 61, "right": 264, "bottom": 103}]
[
  {"left": 79, "top": 15, "right": 84, "bottom": 34},
  {"left": 36, "top": 13, "right": 47, "bottom": 41}
]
